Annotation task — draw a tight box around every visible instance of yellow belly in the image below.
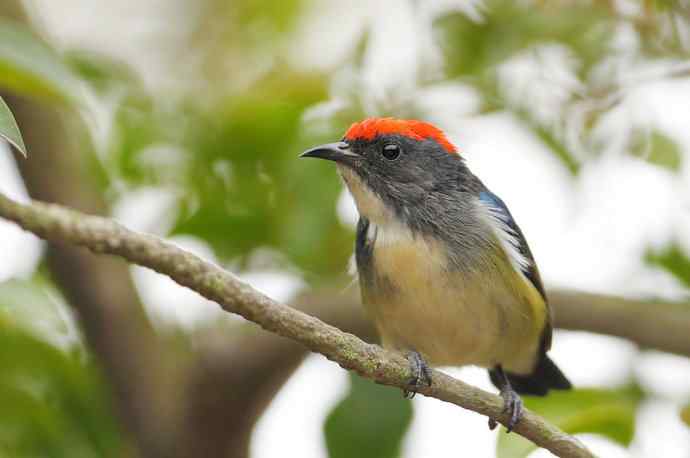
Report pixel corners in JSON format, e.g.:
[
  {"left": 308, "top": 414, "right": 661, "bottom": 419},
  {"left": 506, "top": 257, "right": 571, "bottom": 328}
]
[{"left": 361, "top": 233, "right": 545, "bottom": 375}]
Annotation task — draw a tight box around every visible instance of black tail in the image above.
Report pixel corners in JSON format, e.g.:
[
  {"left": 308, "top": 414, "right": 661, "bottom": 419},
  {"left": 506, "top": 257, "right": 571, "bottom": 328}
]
[{"left": 490, "top": 356, "right": 572, "bottom": 396}]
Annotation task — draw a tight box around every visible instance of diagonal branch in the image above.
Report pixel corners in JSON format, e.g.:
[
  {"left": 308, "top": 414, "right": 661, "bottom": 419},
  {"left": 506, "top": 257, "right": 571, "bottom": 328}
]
[
  {"left": 181, "top": 284, "right": 690, "bottom": 457},
  {"left": 0, "top": 192, "right": 593, "bottom": 458}
]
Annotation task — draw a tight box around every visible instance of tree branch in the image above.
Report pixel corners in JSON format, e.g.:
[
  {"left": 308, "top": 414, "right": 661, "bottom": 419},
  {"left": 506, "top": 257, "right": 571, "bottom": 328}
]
[
  {"left": 179, "top": 290, "right": 378, "bottom": 458},
  {"left": 180, "top": 284, "right": 690, "bottom": 457},
  {"left": 550, "top": 290, "right": 690, "bottom": 357},
  {"left": 0, "top": 192, "right": 594, "bottom": 458},
  {"left": 178, "top": 330, "right": 308, "bottom": 457}
]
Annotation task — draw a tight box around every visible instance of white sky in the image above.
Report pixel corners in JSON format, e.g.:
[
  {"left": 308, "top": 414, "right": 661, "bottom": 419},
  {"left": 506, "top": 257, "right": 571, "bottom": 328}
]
[{"left": 2, "top": 0, "right": 689, "bottom": 456}]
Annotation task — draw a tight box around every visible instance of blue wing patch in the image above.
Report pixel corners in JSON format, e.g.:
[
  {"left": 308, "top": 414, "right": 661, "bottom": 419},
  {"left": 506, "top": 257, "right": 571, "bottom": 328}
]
[
  {"left": 478, "top": 190, "right": 547, "bottom": 301},
  {"left": 479, "top": 189, "right": 552, "bottom": 352}
]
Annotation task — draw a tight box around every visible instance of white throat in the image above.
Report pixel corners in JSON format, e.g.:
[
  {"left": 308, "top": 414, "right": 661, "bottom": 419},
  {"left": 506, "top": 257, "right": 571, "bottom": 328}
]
[
  {"left": 336, "top": 164, "right": 414, "bottom": 247},
  {"left": 337, "top": 165, "right": 393, "bottom": 226}
]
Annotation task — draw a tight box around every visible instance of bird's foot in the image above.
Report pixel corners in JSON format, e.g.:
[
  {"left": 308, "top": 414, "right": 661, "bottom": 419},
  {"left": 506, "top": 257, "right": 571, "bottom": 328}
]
[
  {"left": 488, "top": 386, "right": 523, "bottom": 432},
  {"left": 487, "top": 366, "right": 524, "bottom": 432},
  {"left": 501, "top": 385, "right": 523, "bottom": 432},
  {"left": 403, "top": 350, "right": 432, "bottom": 399}
]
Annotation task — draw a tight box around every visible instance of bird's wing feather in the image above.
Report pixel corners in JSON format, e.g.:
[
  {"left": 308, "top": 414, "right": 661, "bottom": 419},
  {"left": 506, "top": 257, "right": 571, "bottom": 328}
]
[{"left": 478, "top": 190, "right": 552, "bottom": 351}]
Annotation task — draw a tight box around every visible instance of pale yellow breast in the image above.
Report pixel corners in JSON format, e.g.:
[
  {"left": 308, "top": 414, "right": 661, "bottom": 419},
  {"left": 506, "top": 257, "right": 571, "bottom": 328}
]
[
  {"left": 362, "top": 224, "right": 544, "bottom": 374},
  {"left": 372, "top": 231, "right": 444, "bottom": 290}
]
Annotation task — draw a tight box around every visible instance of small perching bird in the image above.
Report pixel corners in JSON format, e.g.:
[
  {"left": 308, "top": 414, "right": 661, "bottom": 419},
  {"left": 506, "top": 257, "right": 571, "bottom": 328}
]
[{"left": 301, "top": 118, "right": 571, "bottom": 431}]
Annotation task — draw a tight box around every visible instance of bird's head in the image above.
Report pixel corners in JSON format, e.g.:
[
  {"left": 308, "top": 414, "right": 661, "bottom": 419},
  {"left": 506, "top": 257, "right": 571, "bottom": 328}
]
[{"left": 301, "top": 117, "right": 464, "bottom": 225}]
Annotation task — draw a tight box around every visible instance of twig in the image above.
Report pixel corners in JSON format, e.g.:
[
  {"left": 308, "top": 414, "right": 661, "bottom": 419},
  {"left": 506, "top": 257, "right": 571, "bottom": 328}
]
[{"left": 0, "top": 192, "right": 594, "bottom": 458}]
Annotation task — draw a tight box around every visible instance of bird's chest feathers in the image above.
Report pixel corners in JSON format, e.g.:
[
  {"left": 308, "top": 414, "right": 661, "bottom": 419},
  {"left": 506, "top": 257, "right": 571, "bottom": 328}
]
[
  {"left": 339, "top": 164, "right": 452, "bottom": 306},
  {"left": 366, "top": 223, "right": 448, "bottom": 293},
  {"left": 357, "top": 218, "right": 542, "bottom": 372}
]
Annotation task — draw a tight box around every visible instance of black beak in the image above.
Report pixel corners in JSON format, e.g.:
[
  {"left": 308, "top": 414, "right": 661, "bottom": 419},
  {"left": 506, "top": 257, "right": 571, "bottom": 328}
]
[{"left": 300, "top": 141, "right": 359, "bottom": 165}]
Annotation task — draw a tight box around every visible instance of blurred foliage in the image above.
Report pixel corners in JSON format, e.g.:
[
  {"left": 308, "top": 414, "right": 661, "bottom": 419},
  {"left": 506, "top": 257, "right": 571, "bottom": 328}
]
[
  {"left": 64, "top": 50, "right": 140, "bottom": 95},
  {"left": 682, "top": 403, "right": 690, "bottom": 427},
  {"left": 0, "top": 278, "right": 73, "bottom": 344},
  {"left": 636, "top": 1, "right": 690, "bottom": 56},
  {"left": 189, "top": 0, "right": 307, "bottom": 91},
  {"left": 497, "top": 386, "right": 644, "bottom": 458},
  {"left": 324, "top": 374, "right": 412, "bottom": 458},
  {"left": 437, "top": 0, "right": 614, "bottom": 83},
  {"left": 520, "top": 113, "right": 580, "bottom": 174},
  {"left": 105, "top": 67, "right": 355, "bottom": 277},
  {"left": 631, "top": 130, "right": 683, "bottom": 172},
  {"left": 646, "top": 242, "right": 690, "bottom": 289},
  {"left": 2, "top": 1, "right": 690, "bottom": 457},
  {"left": 0, "top": 18, "right": 80, "bottom": 103},
  {"left": 0, "top": 328, "right": 124, "bottom": 457},
  {"left": 0, "top": 95, "right": 26, "bottom": 155},
  {"left": 435, "top": 0, "right": 690, "bottom": 176},
  {"left": 0, "top": 279, "right": 124, "bottom": 457},
  {"left": 172, "top": 71, "right": 337, "bottom": 268},
  {"left": 435, "top": 0, "right": 615, "bottom": 173}
]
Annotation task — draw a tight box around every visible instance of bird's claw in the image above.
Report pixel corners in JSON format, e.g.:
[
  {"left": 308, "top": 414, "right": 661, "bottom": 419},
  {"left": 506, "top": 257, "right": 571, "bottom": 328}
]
[
  {"left": 491, "top": 387, "right": 522, "bottom": 433},
  {"left": 487, "top": 366, "right": 524, "bottom": 432},
  {"left": 403, "top": 350, "right": 432, "bottom": 399}
]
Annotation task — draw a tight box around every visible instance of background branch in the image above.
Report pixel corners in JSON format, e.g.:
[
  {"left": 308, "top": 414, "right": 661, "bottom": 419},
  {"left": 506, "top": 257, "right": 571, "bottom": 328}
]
[
  {"left": 1, "top": 92, "right": 178, "bottom": 458},
  {"left": 550, "top": 290, "right": 690, "bottom": 357},
  {"left": 293, "top": 288, "right": 690, "bottom": 358},
  {"left": 179, "top": 290, "right": 377, "bottom": 458},
  {"left": 0, "top": 0, "right": 180, "bottom": 442},
  {"left": 0, "top": 192, "right": 594, "bottom": 458}
]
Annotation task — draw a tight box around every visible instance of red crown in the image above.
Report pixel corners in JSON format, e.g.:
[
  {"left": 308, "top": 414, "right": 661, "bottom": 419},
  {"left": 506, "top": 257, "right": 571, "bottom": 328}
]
[{"left": 344, "top": 118, "right": 457, "bottom": 154}]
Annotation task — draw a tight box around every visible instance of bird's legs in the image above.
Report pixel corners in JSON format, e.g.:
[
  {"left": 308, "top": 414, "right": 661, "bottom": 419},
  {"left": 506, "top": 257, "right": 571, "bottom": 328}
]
[
  {"left": 488, "top": 365, "right": 523, "bottom": 432},
  {"left": 403, "top": 350, "right": 432, "bottom": 399}
]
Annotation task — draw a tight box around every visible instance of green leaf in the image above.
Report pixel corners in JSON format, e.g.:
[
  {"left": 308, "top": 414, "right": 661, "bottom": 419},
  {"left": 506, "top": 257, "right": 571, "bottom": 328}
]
[
  {"left": 324, "top": 374, "right": 413, "bottom": 458},
  {"left": 0, "top": 96, "right": 26, "bottom": 156},
  {"left": 497, "top": 387, "right": 643, "bottom": 458},
  {"left": 0, "top": 277, "right": 76, "bottom": 345},
  {"left": 0, "top": 324, "right": 124, "bottom": 457},
  {"left": 632, "top": 130, "right": 682, "bottom": 172},
  {"left": 0, "top": 277, "right": 125, "bottom": 457},
  {"left": 646, "top": 243, "right": 690, "bottom": 289},
  {"left": 0, "top": 19, "right": 80, "bottom": 103}
]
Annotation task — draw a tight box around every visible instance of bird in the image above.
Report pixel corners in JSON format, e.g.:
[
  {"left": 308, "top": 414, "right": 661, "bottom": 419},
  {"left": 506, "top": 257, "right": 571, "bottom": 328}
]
[{"left": 300, "top": 117, "right": 571, "bottom": 431}]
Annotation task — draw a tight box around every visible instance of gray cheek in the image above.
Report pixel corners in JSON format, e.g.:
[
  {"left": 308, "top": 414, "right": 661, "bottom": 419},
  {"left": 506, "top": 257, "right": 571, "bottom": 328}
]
[{"left": 392, "top": 181, "right": 429, "bottom": 201}]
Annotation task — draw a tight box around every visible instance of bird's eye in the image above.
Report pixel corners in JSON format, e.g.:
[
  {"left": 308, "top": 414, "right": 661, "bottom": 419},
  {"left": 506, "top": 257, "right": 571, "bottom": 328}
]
[{"left": 382, "top": 144, "right": 401, "bottom": 160}]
